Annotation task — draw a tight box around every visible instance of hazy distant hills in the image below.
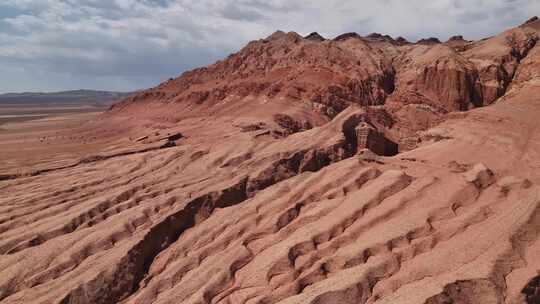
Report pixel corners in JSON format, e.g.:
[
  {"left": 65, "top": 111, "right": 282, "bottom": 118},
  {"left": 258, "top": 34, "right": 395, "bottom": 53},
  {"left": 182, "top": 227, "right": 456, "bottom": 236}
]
[{"left": 0, "top": 90, "right": 133, "bottom": 106}]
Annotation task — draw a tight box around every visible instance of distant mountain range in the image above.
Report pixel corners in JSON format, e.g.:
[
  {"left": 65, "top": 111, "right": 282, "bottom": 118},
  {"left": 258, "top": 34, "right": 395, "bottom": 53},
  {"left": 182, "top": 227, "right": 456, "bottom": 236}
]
[{"left": 0, "top": 89, "right": 134, "bottom": 106}]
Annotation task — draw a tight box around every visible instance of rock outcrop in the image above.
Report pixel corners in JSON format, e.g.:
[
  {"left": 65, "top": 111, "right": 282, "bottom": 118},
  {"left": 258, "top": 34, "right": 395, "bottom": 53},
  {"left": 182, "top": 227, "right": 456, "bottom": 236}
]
[
  {"left": 355, "top": 121, "right": 398, "bottom": 156},
  {"left": 417, "top": 37, "right": 442, "bottom": 44},
  {"left": 463, "top": 163, "right": 495, "bottom": 189},
  {"left": 447, "top": 35, "right": 465, "bottom": 42},
  {"left": 110, "top": 17, "right": 540, "bottom": 150},
  {"left": 304, "top": 32, "right": 326, "bottom": 41},
  {"left": 395, "top": 36, "right": 410, "bottom": 45},
  {"left": 333, "top": 32, "right": 363, "bottom": 41}
]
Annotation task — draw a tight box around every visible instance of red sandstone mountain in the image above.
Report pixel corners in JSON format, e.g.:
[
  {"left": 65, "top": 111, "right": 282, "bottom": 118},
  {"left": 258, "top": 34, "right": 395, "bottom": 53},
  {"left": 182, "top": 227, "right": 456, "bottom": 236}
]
[
  {"left": 1, "top": 18, "right": 540, "bottom": 304},
  {"left": 110, "top": 17, "right": 539, "bottom": 143}
]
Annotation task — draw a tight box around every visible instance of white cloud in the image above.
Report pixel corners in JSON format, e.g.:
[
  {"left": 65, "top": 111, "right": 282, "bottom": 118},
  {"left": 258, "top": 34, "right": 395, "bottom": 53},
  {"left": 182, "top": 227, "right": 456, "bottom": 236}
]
[{"left": 0, "top": 0, "right": 538, "bottom": 92}]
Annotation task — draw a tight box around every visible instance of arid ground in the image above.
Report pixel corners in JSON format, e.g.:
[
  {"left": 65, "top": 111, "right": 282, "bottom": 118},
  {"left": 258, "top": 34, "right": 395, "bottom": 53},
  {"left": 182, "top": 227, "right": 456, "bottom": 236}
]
[
  {"left": 0, "top": 104, "right": 105, "bottom": 173},
  {"left": 1, "top": 18, "right": 540, "bottom": 304}
]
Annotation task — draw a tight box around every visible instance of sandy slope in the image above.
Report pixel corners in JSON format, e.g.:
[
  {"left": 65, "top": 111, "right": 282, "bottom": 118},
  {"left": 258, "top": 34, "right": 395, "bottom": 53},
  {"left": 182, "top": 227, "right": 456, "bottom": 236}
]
[{"left": 1, "top": 18, "right": 540, "bottom": 304}]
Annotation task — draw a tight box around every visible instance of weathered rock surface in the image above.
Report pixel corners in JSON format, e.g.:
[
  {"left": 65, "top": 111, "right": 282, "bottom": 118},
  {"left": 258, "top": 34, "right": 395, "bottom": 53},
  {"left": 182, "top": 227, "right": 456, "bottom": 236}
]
[
  {"left": 304, "top": 32, "right": 325, "bottom": 42},
  {"left": 1, "top": 18, "right": 540, "bottom": 304},
  {"left": 463, "top": 163, "right": 495, "bottom": 189}
]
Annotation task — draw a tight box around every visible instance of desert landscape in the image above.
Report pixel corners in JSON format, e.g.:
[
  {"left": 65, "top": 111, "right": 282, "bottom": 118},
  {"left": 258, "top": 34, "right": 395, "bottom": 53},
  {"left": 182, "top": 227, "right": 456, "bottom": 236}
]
[
  {"left": 1, "top": 14, "right": 540, "bottom": 304},
  {"left": 0, "top": 90, "right": 131, "bottom": 173}
]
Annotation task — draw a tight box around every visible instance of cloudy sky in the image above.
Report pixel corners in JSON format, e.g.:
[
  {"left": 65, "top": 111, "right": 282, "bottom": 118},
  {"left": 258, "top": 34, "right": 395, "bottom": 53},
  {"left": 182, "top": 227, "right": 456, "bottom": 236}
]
[{"left": 0, "top": 0, "right": 538, "bottom": 93}]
